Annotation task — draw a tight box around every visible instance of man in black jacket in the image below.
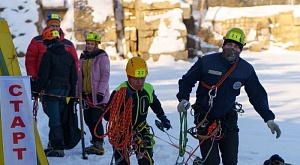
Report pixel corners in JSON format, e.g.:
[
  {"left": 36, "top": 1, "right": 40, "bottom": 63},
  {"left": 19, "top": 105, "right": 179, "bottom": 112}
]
[{"left": 31, "top": 28, "right": 77, "bottom": 157}]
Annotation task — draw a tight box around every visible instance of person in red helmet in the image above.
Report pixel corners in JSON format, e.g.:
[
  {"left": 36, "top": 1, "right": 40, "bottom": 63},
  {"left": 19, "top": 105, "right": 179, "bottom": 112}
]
[
  {"left": 25, "top": 12, "right": 78, "bottom": 81},
  {"left": 31, "top": 28, "right": 77, "bottom": 157}
]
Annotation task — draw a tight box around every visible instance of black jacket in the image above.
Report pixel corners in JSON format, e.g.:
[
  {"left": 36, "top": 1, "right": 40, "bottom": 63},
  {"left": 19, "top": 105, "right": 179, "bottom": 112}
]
[
  {"left": 31, "top": 42, "right": 77, "bottom": 96},
  {"left": 104, "top": 81, "right": 165, "bottom": 130}
]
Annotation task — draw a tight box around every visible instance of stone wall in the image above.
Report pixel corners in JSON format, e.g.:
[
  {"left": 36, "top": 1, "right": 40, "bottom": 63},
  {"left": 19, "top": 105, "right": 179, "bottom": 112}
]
[
  {"left": 73, "top": 0, "right": 117, "bottom": 54},
  {"left": 199, "top": 6, "right": 300, "bottom": 52},
  {"left": 122, "top": 0, "right": 190, "bottom": 61},
  {"left": 193, "top": 0, "right": 300, "bottom": 9},
  {"left": 71, "top": 0, "right": 192, "bottom": 60}
]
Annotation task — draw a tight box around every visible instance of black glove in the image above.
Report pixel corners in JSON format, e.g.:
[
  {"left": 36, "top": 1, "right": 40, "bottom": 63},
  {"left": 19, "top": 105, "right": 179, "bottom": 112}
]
[
  {"left": 158, "top": 115, "right": 172, "bottom": 130},
  {"left": 97, "top": 93, "right": 104, "bottom": 103}
]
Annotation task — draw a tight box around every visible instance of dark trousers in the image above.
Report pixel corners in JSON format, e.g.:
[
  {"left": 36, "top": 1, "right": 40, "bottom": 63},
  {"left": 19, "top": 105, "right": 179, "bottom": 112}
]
[
  {"left": 199, "top": 110, "right": 239, "bottom": 165},
  {"left": 43, "top": 88, "right": 69, "bottom": 149},
  {"left": 83, "top": 93, "right": 104, "bottom": 143}
]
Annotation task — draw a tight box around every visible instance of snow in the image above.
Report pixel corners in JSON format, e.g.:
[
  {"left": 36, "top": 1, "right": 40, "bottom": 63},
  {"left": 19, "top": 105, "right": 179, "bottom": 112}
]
[
  {"left": 204, "top": 5, "right": 300, "bottom": 21},
  {"left": 1, "top": 0, "right": 300, "bottom": 164},
  {"left": 41, "top": 0, "right": 64, "bottom": 7},
  {"left": 141, "top": 0, "right": 180, "bottom": 5},
  {"left": 16, "top": 45, "right": 300, "bottom": 165},
  {"left": 87, "top": 0, "right": 114, "bottom": 23}
]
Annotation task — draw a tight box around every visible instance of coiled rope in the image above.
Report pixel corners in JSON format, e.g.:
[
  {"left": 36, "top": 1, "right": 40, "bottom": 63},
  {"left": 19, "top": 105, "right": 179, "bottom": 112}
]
[{"left": 94, "top": 87, "right": 133, "bottom": 164}]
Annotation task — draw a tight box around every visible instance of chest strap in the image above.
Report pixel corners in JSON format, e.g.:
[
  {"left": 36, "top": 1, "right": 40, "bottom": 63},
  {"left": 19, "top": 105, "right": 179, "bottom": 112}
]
[{"left": 200, "top": 59, "right": 239, "bottom": 90}]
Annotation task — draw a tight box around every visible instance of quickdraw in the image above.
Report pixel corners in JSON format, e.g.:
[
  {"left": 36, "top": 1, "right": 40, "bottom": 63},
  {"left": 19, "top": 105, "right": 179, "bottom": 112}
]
[{"left": 175, "top": 109, "right": 188, "bottom": 165}]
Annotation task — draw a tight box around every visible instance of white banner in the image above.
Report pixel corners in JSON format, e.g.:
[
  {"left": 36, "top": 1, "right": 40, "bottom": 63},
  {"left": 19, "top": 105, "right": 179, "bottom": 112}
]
[{"left": 0, "top": 76, "right": 37, "bottom": 165}]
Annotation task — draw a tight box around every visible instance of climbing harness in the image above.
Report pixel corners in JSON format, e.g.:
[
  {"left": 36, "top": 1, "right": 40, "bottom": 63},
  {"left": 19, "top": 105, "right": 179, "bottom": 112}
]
[{"left": 185, "top": 60, "right": 239, "bottom": 164}]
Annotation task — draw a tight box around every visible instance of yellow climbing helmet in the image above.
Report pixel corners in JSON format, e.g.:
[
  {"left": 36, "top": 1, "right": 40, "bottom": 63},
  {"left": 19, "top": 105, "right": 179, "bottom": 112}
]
[
  {"left": 126, "top": 57, "right": 148, "bottom": 78},
  {"left": 85, "top": 32, "right": 101, "bottom": 43},
  {"left": 223, "top": 27, "right": 246, "bottom": 46}
]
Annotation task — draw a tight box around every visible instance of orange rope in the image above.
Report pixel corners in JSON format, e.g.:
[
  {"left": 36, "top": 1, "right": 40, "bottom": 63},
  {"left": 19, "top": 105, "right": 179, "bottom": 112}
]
[
  {"left": 185, "top": 121, "right": 219, "bottom": 164},
  {"left": 94, "top": 87, "right": 133, "bottom": 164},
  {"left": 84, "top": 95, "right": 101, "bottom": 109}
]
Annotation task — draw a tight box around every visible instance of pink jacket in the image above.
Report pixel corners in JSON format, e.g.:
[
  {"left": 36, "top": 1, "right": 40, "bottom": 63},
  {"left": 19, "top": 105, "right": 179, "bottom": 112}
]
[{"left": 76, "top": 49, "right": 110, "bottom": 104}]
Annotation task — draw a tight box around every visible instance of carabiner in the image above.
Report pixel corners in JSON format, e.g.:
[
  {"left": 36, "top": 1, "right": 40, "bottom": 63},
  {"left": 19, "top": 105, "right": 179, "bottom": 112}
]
[{"left": 208, "top": 86, "right": 217, "bottom": 106}]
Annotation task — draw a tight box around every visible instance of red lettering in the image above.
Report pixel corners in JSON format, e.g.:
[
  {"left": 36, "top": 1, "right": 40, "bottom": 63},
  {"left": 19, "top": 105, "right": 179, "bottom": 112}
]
[
  {"left": 11, "top": 116, "right": 26, "bottom": 128},
  {"left": 13, "top": 148, "right": 26, "bottom": 160},
  {"left": 9, "top": 85, "right": 22, "bottom": 96},
  {"left": 10, "top": 100, "right": 23, "bottom": 112},
  {"left": 12, "top": 132, "right": 25, "bottom": 144}
]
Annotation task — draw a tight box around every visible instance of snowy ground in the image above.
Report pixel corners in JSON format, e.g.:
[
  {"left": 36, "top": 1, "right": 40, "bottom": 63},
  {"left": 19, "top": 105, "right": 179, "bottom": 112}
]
[{"left": 16, "top": 46, "right": 300, "bottom": 165}]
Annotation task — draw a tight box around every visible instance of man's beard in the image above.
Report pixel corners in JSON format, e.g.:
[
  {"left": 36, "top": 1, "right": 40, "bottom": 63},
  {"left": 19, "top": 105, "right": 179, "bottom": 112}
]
[{"left": 222, "top": 48, "right": 240, "bottom": 64}]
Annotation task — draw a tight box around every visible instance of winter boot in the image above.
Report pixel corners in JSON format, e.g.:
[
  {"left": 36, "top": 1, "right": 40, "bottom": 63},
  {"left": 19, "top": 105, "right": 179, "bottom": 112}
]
[
  {"left": 44, "top": 143, "right": 65, "bottom": 157},
  {"left": 85, "top": 141, "right": 105, "bottom": 155}
]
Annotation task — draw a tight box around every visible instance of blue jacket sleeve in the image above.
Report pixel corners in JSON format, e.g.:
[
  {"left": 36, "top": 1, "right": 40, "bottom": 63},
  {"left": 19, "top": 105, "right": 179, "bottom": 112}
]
[
  {"left": 176, "top": 58, "right": 203, "bottom": 101},
  {"left": 244, "top": 69, "right": 275, "bottom": 122}
]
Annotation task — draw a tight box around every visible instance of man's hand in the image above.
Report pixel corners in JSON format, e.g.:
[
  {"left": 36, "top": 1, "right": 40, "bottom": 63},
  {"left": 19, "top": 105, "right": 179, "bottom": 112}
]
[
  {"left": 267, "top": 120, "right": 281, "bottom": 138},
  {"left": 177, "top": 99, "right": 190, "bottom": 112}
]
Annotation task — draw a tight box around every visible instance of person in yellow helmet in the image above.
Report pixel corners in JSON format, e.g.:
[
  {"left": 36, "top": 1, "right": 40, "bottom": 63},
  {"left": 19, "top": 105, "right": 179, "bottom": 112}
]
[
  {"left": 76, "top": 32, "right": 110, "bottom": 155},
  {"left": 176, "top": 27, "right": 281, "bottom": 165},
  {"left": 104, "top": 56, "right": 172, "bottom": 165}
]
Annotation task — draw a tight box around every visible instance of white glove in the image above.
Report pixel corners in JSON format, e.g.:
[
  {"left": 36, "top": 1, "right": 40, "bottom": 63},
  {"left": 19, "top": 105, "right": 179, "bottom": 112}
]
[
  {"left": 267, "top": 120, "right": 281, "bottom": 138},
  {"left": 177, "top": 100, "right": 191, "bottom": 112}
]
